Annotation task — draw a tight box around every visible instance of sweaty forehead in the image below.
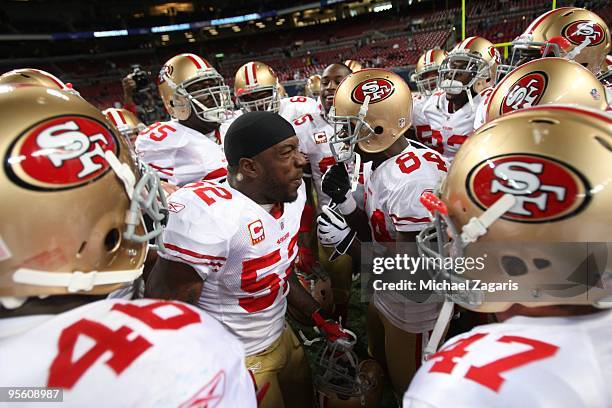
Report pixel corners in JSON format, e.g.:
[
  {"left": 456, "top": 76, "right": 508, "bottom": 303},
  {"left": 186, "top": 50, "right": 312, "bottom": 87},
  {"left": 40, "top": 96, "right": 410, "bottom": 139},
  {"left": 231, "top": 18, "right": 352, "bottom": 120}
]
[{"left": 323, "top": 64, "right": 351, "bottom": 79}]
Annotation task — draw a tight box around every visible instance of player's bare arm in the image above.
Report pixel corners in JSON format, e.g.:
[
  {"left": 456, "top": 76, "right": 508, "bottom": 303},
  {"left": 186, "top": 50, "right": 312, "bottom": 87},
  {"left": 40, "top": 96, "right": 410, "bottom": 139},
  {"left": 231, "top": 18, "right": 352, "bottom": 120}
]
[{"left": 145, "top": 258, "right": 203, "bottom": 306}]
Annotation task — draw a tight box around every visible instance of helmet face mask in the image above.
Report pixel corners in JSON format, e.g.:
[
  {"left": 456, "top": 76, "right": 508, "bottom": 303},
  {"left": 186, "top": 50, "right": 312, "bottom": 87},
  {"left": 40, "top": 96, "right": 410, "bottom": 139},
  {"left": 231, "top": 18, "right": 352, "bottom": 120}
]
[
  {"left": 236, "top": 85, "right": 280, "bottom": 113},
  {"left": 328, "top": 105, "right": 375, "bottom": 163},
  {"left": 174, "top": 73, "right": 232, "bottom": 123},
  {"left": 312, "top": 332, "right": 384, "bottom": 407},
  {"left": 414, "top": 68, "right": 439, "bottom": 95},
  {"left": 413, "top": 49, "right": 447, "bottom": 96},
  {"left": 439, "top": 53, "right": 490, "bottom": 94},
  {"left": 496, "top": 36, "right": 565, "bottom": 83}
]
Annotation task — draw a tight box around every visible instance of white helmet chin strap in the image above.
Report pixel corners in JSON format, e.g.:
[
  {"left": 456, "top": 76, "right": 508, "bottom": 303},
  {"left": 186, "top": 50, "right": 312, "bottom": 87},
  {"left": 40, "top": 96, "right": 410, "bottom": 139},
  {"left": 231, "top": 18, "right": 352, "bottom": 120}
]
[
  {"left": 460, "top": 194, "right": 517, "bottom": 245},
  {"left": 104, "top": 150, "right": 135, "bottom": 199},
  {"left": 11, "top": 267, "right": 143, "bottom": 293},
  {"left": 0, "top": 266, "right": 143, "bottom": 310}
]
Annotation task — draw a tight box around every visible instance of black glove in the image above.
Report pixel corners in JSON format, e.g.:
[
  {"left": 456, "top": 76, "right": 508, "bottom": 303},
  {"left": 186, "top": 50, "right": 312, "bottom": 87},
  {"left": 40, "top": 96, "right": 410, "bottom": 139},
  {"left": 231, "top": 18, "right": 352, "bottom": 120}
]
[{"left": 322, "top": 163, "right": 351, "bottom": 205}]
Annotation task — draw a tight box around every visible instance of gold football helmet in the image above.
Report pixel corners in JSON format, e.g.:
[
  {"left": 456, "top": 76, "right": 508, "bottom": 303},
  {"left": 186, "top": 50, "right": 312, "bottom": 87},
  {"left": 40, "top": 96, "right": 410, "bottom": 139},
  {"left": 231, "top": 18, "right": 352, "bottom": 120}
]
[
  {"left": 439, "top": 36, "right": 500, "bottom": 97},
  {"left": 412, "top": 49, "right": 448, "bottom": 95},
  {"left": 234, "top": 61, "right": 281, "bottom": 113},
  {"left": 500, "top": 7, "right": 610, "bottom": 78},
  {"left": 0, "top": 84, "right": 167, "bottom": 309},
  {"left": 344, "top": 60, "right": 363, "bottom": 72},
  {"left": 329, "top": 69, "right": 412, "bottom": 162},
  {"left": 0, "top": 68, "right": 79, "bottom": 95},
  {"left": 417, "top": 105, "right": 612, "bottom": 313},
  {"left": 157, "top": 53, "right": 232, "bottom": 123},
  {"left": 102, "top": 108, "right": 145, "bottom": 147},
  {"left": 313, "top": 332, "right": 383, "bottom": 408},
  {"left": 487, "top": 58, "right": 607, "bottom": 122},
  {"left": 305, "top": 74, "right": 322, "bottom": 99}
]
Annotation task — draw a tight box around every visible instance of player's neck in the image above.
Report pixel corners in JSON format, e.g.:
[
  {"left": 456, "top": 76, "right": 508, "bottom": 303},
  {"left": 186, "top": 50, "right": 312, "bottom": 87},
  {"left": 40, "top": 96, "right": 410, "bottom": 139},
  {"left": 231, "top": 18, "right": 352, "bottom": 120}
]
[
  {"left": 495, "top": 303, "right": 604, "bottom": 322},
  {"left": 448, "top": 94, "right": 467, "bottom": 112},
  {"left": 370, "top": 137, "right": 409, "bottom": 169},
  {"left": 179, "top": 116, "right": 220, "bottom": 135},
  {"left": 0, "top": 294, "right": 105, "bottom": 318},
  {"left": 228, "top": 176, "right": 273, "bottom": 205}
]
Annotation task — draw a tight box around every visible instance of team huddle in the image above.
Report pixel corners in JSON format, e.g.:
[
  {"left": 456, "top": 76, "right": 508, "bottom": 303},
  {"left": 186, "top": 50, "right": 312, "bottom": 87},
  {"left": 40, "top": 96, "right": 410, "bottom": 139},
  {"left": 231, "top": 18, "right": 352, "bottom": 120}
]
[{"left": 0, "top": 5, "right": 611, "bottom": 408}]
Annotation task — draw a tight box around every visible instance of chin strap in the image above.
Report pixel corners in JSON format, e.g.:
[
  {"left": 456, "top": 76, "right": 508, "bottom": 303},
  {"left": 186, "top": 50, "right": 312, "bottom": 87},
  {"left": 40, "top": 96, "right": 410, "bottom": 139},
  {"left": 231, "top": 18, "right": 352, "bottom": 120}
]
[
  {"left": 11, "top": 267, "right": 143, "bottom": 293},
  {"left": 460, "top": 194, "right": 516, "bottom": 245},
  {"left": 105, "top": 150, "right": 135, "bottom": 199},
  {"left": 350, "top": 152, "right": 361, "bottom": 192},
  {"left": 423, "top": 300, "right": 455, "bottom": 360}
]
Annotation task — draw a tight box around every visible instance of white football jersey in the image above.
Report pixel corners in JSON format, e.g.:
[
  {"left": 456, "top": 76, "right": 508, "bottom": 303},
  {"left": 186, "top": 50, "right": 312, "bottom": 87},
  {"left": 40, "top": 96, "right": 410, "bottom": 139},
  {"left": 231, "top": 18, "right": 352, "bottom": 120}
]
[
  {"left": 293, "top": 112, "right": 353, "bottom": 212},
  {"left": 404, "top": 310, "right": 612, "bottom": 408},
  {"left": 0, "top": 298, "right": 256, "bottom": 407},
  {"left": 135, "top": 120, "right": 227, "bottom": 186},
  {"left": 412, "top": 91, "right": 484, "bottom": 160},
  {"left": 205, "top": 110, "right": 243, "bottom": 147},
  {"left": 364, "top": 145, "right": 448, "bottom": 333},
  {"left": 159, "top": 180, "right": 306, "bottom": 355},
  {"left": 279, "top": 96, "right": 320, "bottom": 122},
  {"left": 473, "top": 87, "right": 495, "bottom": 130}
]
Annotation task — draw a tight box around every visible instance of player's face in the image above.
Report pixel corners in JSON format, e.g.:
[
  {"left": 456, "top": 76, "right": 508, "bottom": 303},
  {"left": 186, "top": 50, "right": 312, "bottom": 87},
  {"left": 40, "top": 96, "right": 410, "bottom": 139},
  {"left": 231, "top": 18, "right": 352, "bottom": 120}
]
[
  {"left": 185, "top": 78, "right": 219, "bottom": 109},
  {"left": 257, "top": 136, "right": 306, "bottom": 202},
  {"left": 240, "top": 90, "right": 273, "bottom": 103},
  {"left": 447, "top": 60, "right": 474, "bottom": 85},
  {"left": 321, "top": 64, "right": 351, "bottom": 114}
]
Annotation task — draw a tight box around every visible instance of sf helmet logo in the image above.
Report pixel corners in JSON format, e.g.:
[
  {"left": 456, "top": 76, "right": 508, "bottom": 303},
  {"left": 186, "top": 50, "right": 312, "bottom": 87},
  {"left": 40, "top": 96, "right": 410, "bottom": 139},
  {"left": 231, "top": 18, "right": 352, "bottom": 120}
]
[
  {"left": 351, "top": 78, "right": 395, "bottom": 104},
  {"left": 7, "top": 115, "right": 118, "bottom": 190},
  {"left": 488, "top": 46, "right": 501, "bottom": 64},
  {"left": 562, "top": 20, "right": 606, "bottom": 46},
  {"left": 158, "top": 64, "right": 174, "bottom": 85},
  {"left": 467, "top": 154, "right": 589, "bottom": 223},
  {"left": 501, "top": 72, "right": 548, "bottom": 114}
]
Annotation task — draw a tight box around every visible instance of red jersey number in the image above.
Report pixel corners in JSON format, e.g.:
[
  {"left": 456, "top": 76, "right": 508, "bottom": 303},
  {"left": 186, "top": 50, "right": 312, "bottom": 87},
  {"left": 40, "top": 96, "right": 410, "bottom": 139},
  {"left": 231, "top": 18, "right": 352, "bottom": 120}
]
[
  {"left": 48, "top": 301, "right": 201, "bottom": 389},
  {"left": 293, "top": 114, "right": 313, "bottom": 126},
  {"left": 188, "top": 181, "right": 232, "bottom": 206},
  {"left": 429, "top": 332, "right": 559, "bottom": 392},
  {"left": 239, "top": 233, "right": 298, "bottom": 313},
  {"left": 142, "top": 122, "right": 176, "bottom": 142}
]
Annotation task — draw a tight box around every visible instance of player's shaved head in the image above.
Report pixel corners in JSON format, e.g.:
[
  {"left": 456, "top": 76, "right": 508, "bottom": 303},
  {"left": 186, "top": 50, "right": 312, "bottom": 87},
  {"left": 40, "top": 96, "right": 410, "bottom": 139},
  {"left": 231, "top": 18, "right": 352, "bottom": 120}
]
[{"left": 320, "top": 64, "right": 352, "bottom": 114}]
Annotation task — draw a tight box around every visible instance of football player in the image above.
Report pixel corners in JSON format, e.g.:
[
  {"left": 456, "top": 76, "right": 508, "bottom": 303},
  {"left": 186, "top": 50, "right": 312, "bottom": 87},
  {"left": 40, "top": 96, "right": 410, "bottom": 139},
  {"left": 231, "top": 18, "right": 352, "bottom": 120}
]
[
  {"left": 476, "top": 7, "right": 610, "bottom": 129},
  {"left": 496, "top": 7, "right": 610, "bottom": 81},
  {"left": 292, "top": 63, "right": 355, "bottom": 321},
  {"left": 0, "top": 84, "right": 257, "bottom": 406},
  {"left": 234, "top": 61, "right": 319, "bottom": 122},
  {"left": 135, "top": 53, "right": 233, "bottom": 187},
  {"left": 413, "top": 36, "right": 500, "bottom": 159},
  {"left": 320, "top": 69, "right": 449, "bottom": 398},
  {"left": 146, "top": 111, "right": 350, "bottom": 408},
  {"left": 483, "top": 58, "right": 609, "bottom": 122},
  {"left": 404, "top": 105, "right": 612, "bottom": 407}
]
